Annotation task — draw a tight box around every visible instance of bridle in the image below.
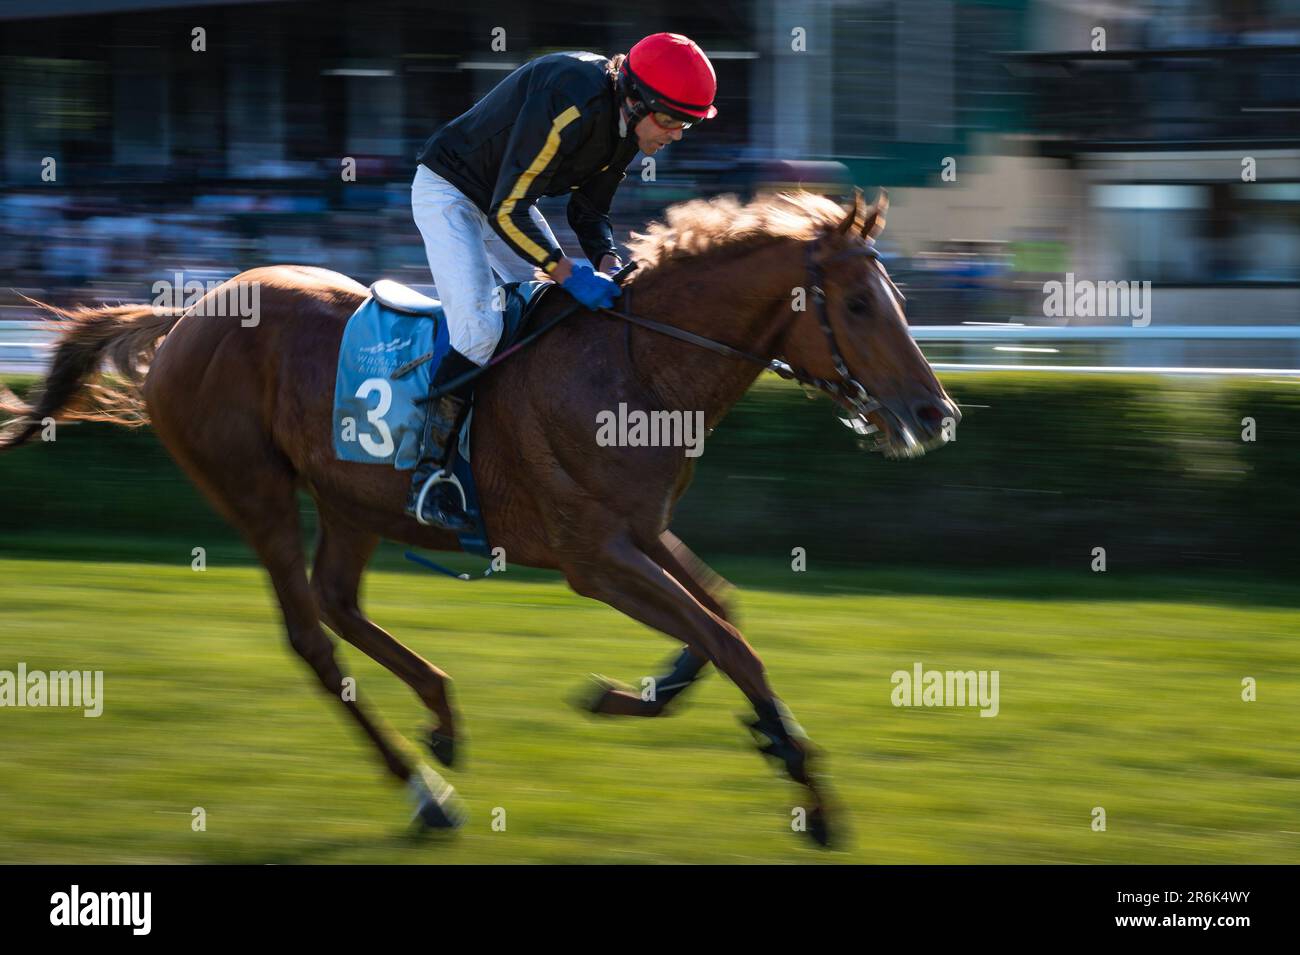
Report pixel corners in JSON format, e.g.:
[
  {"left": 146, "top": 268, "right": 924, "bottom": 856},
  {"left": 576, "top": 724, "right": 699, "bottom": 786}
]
[
  {"left": 423, "top": 230, "right": 913, "bottom": 452},
  {"left": 798, "top": 236, "right": 886, "bottom": 420},
  {"left": 596, "top": 231, "right": 908, "bottom": 448}
]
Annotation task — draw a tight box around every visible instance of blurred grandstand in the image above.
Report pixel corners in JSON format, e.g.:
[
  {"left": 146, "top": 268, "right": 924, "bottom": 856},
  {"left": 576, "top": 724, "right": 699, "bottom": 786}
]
[{"left": 2, "top": 0, "right": 1298, "bottom": 371}]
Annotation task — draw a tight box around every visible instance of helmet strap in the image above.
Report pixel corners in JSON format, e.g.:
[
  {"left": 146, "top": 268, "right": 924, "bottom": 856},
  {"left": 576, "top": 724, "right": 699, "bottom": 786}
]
[
  {"left": 616, "top": 63, "right": 652, "bottom": 137},
  {"left": 619, "top": 97, "right": 649, "bottom": 139}
]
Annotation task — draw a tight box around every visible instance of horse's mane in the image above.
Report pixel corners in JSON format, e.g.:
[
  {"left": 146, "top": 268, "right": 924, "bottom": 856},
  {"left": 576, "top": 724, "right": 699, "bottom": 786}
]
[{"left": 625, "top": 191, "right": 847, "bottom": 277}]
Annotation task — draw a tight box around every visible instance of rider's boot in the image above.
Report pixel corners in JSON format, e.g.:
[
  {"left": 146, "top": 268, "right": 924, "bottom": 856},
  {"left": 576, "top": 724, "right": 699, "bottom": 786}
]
[{"left": 405, "top": 348, "right": 480, "bottom": 533}]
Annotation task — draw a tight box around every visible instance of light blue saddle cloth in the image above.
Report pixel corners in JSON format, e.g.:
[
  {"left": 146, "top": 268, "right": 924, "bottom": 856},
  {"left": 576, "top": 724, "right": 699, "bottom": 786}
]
[
  {"left": 330, "top": 278, "right": 550, "bottom": 559},
  {"left": 332, "top": 281, "right": 450, "bottom": 470}
]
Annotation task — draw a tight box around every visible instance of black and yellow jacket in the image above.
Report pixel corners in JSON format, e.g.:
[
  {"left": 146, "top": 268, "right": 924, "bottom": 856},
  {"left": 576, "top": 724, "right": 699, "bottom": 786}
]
[{"left": 417, "top": 51, "right": 640, "bottom": 274}]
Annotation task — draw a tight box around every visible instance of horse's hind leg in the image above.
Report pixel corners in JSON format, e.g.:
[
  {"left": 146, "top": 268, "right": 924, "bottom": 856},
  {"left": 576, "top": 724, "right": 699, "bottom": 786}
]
[
  {"left": 258, "top": 522, "right": 461, "bottom": 826},
  {"left": 582, "top": 531, "right": 724, "bottom": 718},
  {"left": 153, "top": 424, "right": 461, "bottom": 827},
  {"left": 310, "top": 510, "right": 461, "bottom": 766}
]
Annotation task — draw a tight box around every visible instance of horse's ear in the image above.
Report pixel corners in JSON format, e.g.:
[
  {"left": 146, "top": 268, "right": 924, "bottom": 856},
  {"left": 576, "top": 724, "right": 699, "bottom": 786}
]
[
  {"left": 861, "top": 188, "right": 889, "bottom": 240},
  {"left": 837, "top": 187, "right": 864, "bottom": 236}
]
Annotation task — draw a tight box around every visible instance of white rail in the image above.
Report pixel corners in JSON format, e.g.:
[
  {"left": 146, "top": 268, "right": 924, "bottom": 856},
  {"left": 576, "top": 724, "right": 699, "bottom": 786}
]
[
  {"left": 3, "top": 321, "right": 1299, "bottom": 375},
  {"left": 911, "top": 324, "right": 1300, "bottom": 340}
]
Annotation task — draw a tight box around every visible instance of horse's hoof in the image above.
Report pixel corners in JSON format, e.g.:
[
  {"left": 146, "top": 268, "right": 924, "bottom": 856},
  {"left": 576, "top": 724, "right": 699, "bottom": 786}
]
[
  {"left": 573, "top": 674, "right": 665, "bottom": 717},
  {"left": 804, "top": 807, "right": 831, "bottom": 848},
  {"left": 575, "top": 673, "right": 629, "bottom": 713},
  {"left": 426, "top": 729, "right": 457, "bottom": 768},
  {"left": 743, "top": 715, "right": 812, "bottom": 785},
  {"left": 408, "top": 764, "right": 464, "bottom": 831}
]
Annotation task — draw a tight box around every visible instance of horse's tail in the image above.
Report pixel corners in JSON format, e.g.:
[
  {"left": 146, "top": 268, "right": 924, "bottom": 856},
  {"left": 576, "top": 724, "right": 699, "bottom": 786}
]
[{"left": 0, "top": 298, "right": 185, "bottom": 450}]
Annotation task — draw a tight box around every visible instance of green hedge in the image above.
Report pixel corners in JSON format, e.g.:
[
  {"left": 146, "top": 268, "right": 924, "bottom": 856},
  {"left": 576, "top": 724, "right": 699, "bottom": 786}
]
[
  {"left": 2, "top": 373, "right": 1296, "bottom": 571},
  {"left": 673, "top": 373, "right": 1299, "bottom": 571}
]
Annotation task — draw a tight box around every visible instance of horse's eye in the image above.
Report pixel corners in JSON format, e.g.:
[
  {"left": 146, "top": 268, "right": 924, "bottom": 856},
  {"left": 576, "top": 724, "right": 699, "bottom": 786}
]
[{"left": 846, "top": 294, "right": 872, "bottom": 314}]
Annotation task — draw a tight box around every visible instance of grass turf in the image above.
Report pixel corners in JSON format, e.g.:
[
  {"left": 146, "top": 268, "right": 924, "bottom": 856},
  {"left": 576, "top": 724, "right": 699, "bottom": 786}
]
[{"left": 0, "top": 554, "right": 1296, "bottom": 863}]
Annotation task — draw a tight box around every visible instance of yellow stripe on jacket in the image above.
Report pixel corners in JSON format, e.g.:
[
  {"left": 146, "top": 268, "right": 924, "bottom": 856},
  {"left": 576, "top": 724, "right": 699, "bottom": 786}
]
[{"left": 496, "top": 105, "right": 581, "bottom": 269}]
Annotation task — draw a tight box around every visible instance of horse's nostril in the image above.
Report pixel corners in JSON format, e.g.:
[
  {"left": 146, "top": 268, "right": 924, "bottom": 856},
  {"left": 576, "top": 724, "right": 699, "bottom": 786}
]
[{"left": 915, "top": 403, "right": 945, "bottom": 431}]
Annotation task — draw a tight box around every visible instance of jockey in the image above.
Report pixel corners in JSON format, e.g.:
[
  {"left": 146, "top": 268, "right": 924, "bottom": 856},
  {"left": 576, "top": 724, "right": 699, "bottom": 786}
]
[{"left": 407, "top": 33, "right": 718, "bottom": 531}]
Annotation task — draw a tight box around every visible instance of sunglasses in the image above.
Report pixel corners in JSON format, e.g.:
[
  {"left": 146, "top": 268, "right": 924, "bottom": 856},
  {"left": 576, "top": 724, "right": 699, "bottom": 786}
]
[{"left": 649, "top": 111, "right": 693, "bottom": 132}]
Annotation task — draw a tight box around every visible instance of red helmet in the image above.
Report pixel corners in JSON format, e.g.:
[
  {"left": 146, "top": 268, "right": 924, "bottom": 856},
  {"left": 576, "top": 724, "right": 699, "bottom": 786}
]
[{"left": 621, "top": 33, "right": 718, "bottom": 121}]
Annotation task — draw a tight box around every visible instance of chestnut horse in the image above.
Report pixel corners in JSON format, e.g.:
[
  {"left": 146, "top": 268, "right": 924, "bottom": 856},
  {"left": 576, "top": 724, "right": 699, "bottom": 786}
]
[{"left": 1, "top": 189, "right": 958, "bottom": 847}]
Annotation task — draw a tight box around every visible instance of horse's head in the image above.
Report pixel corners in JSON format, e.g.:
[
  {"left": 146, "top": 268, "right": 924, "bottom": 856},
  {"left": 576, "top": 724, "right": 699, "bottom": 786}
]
[{"left": 778, "top": 189, "right": 960, "bottom": 459}]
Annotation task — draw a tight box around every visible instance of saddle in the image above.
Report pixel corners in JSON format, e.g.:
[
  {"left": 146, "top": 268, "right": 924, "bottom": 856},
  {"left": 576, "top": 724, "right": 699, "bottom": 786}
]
[
  {"left": 370, "top": 278, "right": 557, "bottom": 358},
  {"left": 331, "top": 277, "right": 557, "bottom": 556}
]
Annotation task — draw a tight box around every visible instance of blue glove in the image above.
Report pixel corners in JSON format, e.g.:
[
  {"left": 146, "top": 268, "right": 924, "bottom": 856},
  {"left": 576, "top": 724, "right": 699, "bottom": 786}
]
[{"left": 561, "top": 265, "right": 622, "bottom": 310}]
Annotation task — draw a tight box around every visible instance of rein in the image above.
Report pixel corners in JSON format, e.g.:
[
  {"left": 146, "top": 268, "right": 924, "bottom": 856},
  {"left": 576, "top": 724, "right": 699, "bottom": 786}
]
[
  {"left": 596, "top": 234, "right": 887, "bottom": 421},
  {"left": 425, "top": 233, "right": 900, "bottom": 439}
]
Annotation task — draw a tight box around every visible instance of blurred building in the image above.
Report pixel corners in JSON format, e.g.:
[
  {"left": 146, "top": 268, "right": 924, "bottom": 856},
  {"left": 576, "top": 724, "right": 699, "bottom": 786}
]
[
  {"left": 0, "top": 0, "right": 816, "bottom": 299},
  {"left": 1, "top": 0, "right": 1298, "bottom": 368},
  {"left": 0, "top": 0, "right": 785, "bottom": 183}
]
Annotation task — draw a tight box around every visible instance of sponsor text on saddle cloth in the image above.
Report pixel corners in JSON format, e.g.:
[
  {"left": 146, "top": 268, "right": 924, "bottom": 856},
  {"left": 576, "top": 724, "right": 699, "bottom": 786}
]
[{"left": 332, "top": 278, "right": 540, "bottom": 557}]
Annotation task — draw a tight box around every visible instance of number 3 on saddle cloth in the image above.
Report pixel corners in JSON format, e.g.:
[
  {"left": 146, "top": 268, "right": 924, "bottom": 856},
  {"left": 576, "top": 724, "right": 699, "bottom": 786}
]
[{"left": 331, "top": 278, "right": 547, "bottom": 558}]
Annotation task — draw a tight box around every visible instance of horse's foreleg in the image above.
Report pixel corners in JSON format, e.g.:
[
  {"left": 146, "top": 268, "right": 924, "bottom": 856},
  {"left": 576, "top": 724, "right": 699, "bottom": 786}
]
[
  {"left": 653, "top": 530, "right": 737, "bottom": 621},
  {"left": 565, "top": 536, "right": 833, "bottom": 846},
  {"left": 581, "top": 532, "right": 726, "bottom": 717},
  {"left": 310, "top": 512, "right": 460, "bottom": 767}
]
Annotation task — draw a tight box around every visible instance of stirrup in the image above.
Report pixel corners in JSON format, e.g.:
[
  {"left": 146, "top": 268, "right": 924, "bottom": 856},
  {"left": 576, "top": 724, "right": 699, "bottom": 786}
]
[{"left": 413, "top": 468, "right": 468, "bottom": 527}]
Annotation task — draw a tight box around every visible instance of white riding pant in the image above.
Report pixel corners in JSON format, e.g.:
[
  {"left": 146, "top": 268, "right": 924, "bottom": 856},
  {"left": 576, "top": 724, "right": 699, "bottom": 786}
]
[{"left": 410, "top": 164, "right": 559, "bottom": 366}]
